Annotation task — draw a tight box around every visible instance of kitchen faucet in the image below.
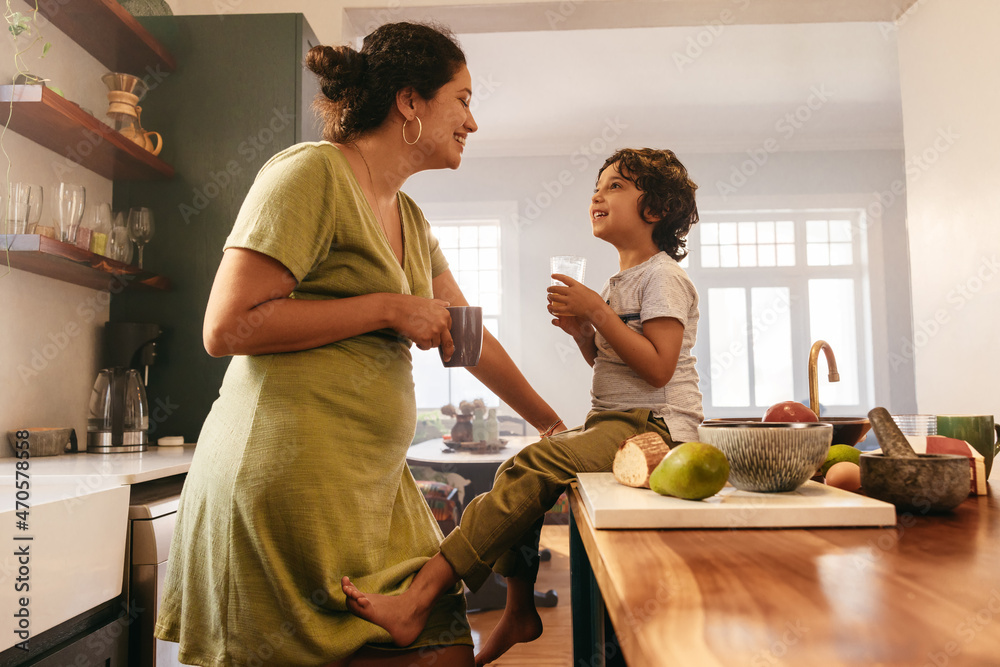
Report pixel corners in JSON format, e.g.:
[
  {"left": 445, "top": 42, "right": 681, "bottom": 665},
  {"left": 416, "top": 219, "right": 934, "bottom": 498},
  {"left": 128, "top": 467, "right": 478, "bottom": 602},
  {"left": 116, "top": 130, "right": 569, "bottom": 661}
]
[{"left": 808, "top": 340, "right": 840, "bottom": 418}]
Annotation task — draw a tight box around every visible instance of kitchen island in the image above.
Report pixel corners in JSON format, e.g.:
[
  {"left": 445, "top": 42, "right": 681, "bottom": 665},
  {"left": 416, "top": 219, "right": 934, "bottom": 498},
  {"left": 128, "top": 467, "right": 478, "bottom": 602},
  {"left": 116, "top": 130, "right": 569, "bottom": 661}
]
[{"left": 568, "top": 481, "right": 1000, "bottom": 666}]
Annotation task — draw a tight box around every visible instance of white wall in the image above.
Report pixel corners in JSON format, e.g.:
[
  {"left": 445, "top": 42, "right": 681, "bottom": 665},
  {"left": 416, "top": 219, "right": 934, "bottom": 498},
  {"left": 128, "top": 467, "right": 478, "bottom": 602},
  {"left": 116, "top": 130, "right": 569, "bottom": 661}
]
[
  {"left": 0, "top": 23, "right": 114, "bottom": 456},
  {"left": 406, "top": 148, "right": 914, "bottom": 428},
  {"left": 897, "top": 0, "right": 1000, "bottom": 416}
]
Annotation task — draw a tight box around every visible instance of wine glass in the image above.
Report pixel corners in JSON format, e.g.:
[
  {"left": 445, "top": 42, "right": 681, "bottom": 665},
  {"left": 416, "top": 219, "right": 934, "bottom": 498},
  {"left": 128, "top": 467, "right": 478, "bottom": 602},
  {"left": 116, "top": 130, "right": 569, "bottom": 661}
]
[
  {"left": 58, "top": 183, "right": 86, "bottom": 243},
  {"left": 127, "top": 207, "right": 154, "bottom": 268}
]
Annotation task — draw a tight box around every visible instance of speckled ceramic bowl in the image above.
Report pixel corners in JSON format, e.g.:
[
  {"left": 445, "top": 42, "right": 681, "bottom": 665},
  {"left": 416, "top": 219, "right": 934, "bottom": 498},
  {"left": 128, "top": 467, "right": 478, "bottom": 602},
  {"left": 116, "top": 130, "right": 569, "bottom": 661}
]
[{"left": 697, "top": 422, "right": 833, "bottom": 493}]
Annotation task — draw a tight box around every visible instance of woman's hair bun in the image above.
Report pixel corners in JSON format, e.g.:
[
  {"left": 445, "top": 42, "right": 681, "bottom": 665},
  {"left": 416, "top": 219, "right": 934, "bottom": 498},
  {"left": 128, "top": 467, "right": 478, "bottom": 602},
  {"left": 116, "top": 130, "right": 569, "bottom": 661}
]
[{"left": 306, "top": 44, "right": 366, "bottom": 101}]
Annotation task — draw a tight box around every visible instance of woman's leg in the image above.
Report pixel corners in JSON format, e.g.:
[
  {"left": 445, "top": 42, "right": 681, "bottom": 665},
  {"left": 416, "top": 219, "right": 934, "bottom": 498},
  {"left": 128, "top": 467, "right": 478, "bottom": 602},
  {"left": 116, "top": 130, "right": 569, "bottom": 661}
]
[{"left": 346, "top": 644, "right": 474, "bottom": 666}]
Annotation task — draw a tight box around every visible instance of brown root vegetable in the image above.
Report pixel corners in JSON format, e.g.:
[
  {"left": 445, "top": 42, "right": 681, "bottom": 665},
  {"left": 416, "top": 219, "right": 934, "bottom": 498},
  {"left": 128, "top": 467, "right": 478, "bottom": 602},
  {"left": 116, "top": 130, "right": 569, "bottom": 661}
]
[{"left": 613, "top": 432, "right": 672, "bottom": 488}]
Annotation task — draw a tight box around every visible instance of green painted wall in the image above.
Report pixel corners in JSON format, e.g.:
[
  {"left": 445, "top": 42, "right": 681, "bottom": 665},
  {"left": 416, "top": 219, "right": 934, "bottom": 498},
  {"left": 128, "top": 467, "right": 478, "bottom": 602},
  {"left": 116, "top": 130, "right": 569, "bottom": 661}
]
[{"left": 111, "top": 14, "right": 321, "bottom": 442}]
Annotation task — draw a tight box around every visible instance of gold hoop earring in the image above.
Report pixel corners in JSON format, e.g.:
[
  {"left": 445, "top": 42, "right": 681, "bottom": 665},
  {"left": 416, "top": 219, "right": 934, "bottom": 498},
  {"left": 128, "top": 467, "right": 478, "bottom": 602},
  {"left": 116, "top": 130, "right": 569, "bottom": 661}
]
[{"left": 402, "top": 117, "right": 422, "bottom": 145}]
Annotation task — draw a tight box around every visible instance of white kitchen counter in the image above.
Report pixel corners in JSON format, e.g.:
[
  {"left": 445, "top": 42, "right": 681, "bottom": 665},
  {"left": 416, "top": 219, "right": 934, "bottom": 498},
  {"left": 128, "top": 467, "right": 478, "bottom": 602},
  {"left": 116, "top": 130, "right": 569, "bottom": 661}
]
[{"left": 0, "top": 445, "right": 196, "bottom": 487}]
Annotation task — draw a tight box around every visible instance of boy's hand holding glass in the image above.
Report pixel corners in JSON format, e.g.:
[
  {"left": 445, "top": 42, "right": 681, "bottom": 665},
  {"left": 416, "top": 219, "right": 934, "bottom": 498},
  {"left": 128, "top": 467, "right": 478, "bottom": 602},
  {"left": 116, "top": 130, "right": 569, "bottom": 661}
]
[{"left": 547, "top": 276, "right": 605, "bottom": 320}]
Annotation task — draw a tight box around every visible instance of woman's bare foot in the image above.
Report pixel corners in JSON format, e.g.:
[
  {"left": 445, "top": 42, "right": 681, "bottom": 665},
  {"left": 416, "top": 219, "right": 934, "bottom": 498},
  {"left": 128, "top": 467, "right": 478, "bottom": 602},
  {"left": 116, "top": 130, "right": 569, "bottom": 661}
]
[
  {"left": 341, "top": 576, "right": 430, "bottom": 647},
  {"left": 474, "top": 606, "right": 543, "bottom": 666}
]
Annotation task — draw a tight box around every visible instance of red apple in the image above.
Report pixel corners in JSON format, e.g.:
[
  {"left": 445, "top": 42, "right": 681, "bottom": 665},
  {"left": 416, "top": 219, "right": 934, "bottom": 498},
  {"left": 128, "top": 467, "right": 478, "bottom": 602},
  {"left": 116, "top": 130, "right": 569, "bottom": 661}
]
[{"left": 762, "top": 400, "right": 819, "bottom": 423}]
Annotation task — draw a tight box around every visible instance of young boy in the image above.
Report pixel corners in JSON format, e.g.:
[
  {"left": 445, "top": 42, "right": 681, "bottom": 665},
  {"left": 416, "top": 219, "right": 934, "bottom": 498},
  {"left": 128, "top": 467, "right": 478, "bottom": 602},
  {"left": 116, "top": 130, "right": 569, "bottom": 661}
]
[{"left": 343, "top": 148, "right": 704, "bottom": 665}]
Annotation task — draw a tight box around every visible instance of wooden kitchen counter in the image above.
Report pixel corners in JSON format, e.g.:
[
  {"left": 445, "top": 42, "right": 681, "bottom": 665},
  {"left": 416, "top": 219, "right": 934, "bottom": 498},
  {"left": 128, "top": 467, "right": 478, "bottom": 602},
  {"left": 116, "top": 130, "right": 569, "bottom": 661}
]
[{"left": 567, "top": 482, "right": 1000, "bottom": 666}]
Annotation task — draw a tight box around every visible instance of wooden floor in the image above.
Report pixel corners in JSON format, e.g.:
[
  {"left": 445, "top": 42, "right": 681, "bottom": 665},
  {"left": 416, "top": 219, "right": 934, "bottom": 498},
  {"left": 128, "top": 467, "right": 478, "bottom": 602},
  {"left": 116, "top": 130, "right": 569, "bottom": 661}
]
[{"left": 467, "top": 525, "right": 573, "bottom": 666}]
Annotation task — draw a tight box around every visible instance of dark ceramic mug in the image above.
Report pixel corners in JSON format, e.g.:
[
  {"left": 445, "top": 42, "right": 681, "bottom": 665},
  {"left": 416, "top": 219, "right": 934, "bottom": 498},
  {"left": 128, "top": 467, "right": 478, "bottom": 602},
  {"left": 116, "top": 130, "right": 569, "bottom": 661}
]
[{"left": 440, "top": 306, "right": 483, "bottom": 368}]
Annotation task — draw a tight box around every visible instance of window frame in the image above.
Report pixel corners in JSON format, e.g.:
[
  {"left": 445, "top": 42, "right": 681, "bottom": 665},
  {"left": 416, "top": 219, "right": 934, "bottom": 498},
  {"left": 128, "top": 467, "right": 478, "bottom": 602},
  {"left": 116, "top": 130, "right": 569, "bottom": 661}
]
[
  {"left": 686, "top": 205, "right": 874, "bottom": 418},
  {"left": 414, "top": 200, "right": 521, "bottom": 410}
]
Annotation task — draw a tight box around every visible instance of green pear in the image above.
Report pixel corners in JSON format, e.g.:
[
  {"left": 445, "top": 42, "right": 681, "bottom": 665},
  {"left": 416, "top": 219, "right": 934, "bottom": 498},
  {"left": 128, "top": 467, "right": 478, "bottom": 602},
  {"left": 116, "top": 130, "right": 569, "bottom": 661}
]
[{"left": 649, "top": 441, "right": 730, "bottom": 500}]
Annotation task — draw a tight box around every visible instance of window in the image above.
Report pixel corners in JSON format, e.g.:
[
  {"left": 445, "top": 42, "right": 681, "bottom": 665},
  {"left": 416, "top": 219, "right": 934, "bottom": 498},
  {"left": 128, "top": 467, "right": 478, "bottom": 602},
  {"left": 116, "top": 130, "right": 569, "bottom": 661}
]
[
  {"left": 687, "top": 210, "right": 871, "bottom": 418},
  {"left": 410, "top": 202, "right": 521, "bottom": 411}
]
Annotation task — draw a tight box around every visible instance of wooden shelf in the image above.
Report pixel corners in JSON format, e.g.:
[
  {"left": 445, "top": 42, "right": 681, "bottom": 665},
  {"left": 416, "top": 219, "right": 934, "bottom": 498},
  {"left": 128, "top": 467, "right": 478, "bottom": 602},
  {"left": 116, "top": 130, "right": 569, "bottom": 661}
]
[
  {"left": 0, "top": 85, "right": 174, "bottom": 180},
  {"left": 1, "top": 234, "right": 171, "bottom": 291},
  {"left": 25, "top": 0, "right": 176, "bottom": 74}
]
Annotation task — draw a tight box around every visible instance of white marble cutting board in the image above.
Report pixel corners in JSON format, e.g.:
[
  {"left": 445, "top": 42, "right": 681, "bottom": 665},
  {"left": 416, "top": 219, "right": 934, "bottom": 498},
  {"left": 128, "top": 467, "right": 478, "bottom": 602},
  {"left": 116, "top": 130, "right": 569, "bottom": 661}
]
[{"left": 576, "top": 473, "right": 897, "bottom": 529}]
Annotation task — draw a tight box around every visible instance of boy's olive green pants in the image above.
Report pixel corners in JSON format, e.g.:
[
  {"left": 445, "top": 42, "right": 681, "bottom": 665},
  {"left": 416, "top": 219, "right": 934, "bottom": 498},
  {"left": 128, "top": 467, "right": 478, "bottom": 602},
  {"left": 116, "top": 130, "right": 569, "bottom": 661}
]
[{"left": 439, "top": 408, "right": 673, "bottom": 590}]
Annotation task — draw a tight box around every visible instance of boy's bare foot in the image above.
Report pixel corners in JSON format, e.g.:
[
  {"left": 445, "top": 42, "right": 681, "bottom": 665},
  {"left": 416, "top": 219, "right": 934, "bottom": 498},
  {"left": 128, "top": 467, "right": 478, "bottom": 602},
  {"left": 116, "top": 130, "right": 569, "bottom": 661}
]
[
  {"left": 341, "top": 576, "right": 430, "bottom": 647},
  {"left": 474, "top": 606, "right": 543, "bottom": 666}
]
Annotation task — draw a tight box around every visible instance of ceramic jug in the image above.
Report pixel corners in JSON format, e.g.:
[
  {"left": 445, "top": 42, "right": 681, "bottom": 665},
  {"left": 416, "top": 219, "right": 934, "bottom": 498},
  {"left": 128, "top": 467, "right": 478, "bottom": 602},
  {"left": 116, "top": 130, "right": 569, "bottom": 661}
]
[{"left": 133, "top": 106, "right": 163, "bottom": 156}]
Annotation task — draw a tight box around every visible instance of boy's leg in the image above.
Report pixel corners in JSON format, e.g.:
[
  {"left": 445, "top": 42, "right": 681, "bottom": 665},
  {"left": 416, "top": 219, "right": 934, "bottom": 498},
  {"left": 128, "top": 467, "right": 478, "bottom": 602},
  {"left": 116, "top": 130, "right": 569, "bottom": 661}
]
[
  {"left": 343, "top": 410, "right": 669, "bottom": 648},
  {"left": 465, "top": 410, "right": 671, "bottom": 664},
  {"left": 473, "top": 515, "right": 546, "bottom": 667},
  {"left": 440, "top": 408, "right": 668, "bottom": 591},
  {"left": 474, "top": 573, "right": 542, "bottom": 667},
  {"left": 342, "top": 552, "right": 461, "bottom": 647}
]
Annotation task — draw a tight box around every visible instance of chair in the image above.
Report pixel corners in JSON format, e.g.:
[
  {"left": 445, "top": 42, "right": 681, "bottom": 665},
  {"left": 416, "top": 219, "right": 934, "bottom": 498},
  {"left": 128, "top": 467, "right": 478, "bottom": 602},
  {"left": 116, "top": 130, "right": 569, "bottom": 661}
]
[
  {"left": 497, "top": 415, "right": 527, "bottom": 436},
  {"left": 413, "top": 479, "right": 461, "bottom": 534}
]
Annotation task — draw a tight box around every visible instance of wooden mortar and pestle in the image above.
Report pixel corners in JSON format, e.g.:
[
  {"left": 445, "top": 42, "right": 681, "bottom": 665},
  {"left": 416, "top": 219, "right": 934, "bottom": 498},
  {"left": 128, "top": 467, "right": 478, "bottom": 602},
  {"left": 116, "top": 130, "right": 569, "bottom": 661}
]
[{"left": 860, "top": 407, "right": 970, "bottom": 513}]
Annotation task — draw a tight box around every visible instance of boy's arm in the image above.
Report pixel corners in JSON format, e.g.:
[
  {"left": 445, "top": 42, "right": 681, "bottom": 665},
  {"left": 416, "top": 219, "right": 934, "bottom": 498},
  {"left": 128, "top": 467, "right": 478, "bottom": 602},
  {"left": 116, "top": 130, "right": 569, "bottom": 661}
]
[
  {"left": 548, "top": 276, "right": 684, "bottom": 387},
  {"left": 591, "top": 311, "right": 683, "bottom": 388}
]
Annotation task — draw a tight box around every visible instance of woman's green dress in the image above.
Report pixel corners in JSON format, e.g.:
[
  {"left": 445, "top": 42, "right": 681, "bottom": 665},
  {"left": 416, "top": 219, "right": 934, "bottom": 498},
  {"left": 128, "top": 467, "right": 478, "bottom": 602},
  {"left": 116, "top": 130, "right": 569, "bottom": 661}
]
[{"left": 155, "top": 143, "right": 471, "bottom": 666}]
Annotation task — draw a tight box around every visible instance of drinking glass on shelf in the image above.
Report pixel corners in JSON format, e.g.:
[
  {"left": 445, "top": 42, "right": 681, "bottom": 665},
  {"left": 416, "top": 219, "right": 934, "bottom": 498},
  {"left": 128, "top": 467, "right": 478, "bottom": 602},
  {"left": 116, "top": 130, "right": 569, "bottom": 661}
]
[
  {"left": 6, "top": 182, "right": 42, "bottom": 234},
  {"left": 6, "top": 183, "right": 30, "bottom": 234},
  {"left": 26, "top": 184, "right": 42, "bottom": 232},
  {"left": 127, "top": 207, "right": 154, "bottom": 268},
  {"left": 89, "top": 202, "right": 112, "bottom": 255},
  {"left": 57, "top": 183, "right": 86, "bottom": 243},
  {"left": 107, "top": 212, "right": 133, "bottom": 264}
]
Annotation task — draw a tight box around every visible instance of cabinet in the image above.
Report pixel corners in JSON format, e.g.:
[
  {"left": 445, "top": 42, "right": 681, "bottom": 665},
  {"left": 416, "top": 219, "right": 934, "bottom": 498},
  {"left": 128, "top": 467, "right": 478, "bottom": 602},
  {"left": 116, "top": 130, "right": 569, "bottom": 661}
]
[
  {"left": 0, "top": 599, "right": 128, "bottom": 667},
  {"left": 1, "top": 0, "right": 177, "bottom": 290},
  {"left": 30, "top": 616, "right": 128, "bottom": 667}
]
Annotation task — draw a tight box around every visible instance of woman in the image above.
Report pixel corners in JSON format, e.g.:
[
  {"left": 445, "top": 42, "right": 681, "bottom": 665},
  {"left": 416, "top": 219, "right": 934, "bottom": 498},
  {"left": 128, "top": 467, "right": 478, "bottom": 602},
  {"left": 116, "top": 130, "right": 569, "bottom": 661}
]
[{"left": 155, "top": 22, "right": 563, "bottom": 667}]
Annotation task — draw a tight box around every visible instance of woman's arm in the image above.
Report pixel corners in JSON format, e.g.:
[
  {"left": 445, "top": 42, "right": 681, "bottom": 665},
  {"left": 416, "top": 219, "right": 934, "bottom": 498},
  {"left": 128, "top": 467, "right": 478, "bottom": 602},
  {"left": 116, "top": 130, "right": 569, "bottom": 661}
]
[
  {"left": 433, "top": 270, "right": 563, "bottom": 434},
  {"left": 203, "top": 248, "right": 454, "bottom": 357},
  {"left": 548, "top": 277, "right": 683, "bottom": 388}
]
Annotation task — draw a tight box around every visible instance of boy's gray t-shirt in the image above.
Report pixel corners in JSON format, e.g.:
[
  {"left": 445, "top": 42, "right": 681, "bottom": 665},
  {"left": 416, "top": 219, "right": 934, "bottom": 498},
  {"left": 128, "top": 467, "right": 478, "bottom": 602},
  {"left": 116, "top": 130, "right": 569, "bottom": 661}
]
[{"left": 591, "top": 252, "right": 704, "bottom": 442}]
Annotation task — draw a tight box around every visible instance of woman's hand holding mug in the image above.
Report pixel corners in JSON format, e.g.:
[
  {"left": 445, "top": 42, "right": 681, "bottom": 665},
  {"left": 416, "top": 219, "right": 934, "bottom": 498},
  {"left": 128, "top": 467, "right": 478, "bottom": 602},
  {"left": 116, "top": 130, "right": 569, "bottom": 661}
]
[{"left": 389, "top": 295, "right": 454, "bottom": 353}]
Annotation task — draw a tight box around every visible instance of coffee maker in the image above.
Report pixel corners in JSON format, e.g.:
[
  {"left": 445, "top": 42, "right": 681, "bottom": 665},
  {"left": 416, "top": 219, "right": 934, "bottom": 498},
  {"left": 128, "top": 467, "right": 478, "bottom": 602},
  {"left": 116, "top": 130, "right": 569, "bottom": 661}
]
[{"left": 87, "top": 323, "right": 161, "bottom": 453}]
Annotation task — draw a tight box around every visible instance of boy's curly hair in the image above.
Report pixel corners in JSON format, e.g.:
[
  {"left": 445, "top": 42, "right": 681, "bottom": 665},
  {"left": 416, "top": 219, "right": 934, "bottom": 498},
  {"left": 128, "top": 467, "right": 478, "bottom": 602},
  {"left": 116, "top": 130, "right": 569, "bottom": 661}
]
[{"left": 597, "top": 148, "right": 699, "bottom": 261}]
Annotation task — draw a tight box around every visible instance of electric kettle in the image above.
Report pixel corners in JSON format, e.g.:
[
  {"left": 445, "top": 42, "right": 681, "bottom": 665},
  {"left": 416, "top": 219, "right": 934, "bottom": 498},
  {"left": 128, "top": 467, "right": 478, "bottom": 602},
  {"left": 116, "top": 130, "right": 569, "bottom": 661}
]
[
  {"left": 88, "top": 368, "right": 149, "bottom": 453},
  {"left": 87, "top": 322, "right": 160, "bottom": 453}
]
